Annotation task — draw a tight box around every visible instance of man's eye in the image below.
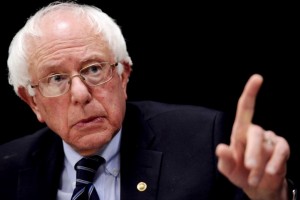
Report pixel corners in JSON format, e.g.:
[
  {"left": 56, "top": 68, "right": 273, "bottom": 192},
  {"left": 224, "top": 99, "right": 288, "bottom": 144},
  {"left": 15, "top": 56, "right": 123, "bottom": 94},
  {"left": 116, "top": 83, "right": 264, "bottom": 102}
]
[
  {"left": 47, "top": 74, "right": 68, "bottom": 84},
  {"left": 82, "top": 65, "right": 102, "bottom": 76},
  {"left": 90, "top": 65, "right": 101, "bottom": 73}
]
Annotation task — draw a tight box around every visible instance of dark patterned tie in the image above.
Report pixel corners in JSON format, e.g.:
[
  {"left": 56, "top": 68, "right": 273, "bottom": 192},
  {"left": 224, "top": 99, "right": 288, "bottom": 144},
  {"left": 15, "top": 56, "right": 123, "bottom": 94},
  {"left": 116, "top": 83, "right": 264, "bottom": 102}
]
[{"left": 71, "top": 155, "right": 105, "bottom": 200}]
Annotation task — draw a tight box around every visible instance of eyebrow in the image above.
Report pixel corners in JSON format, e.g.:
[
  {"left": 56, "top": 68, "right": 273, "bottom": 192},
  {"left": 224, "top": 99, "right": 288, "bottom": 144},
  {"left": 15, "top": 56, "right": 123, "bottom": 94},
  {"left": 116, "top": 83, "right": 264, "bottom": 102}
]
[
  {"left": 36, "top": 62, "right": 65, "bottom": 78},
  {"left": 36, "top": 53, "right": 110, "bottom": 77}
]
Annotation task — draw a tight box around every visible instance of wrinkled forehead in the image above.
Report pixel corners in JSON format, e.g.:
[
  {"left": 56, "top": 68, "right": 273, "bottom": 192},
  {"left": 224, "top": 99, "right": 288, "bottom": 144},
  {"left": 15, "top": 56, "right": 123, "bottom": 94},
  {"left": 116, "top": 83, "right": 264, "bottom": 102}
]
[
  {"left": 25, "top": 8, "right": 109, "bottom": 57},
  {"left": 25, "top": 9, "right": 113, "bottom": 75}
]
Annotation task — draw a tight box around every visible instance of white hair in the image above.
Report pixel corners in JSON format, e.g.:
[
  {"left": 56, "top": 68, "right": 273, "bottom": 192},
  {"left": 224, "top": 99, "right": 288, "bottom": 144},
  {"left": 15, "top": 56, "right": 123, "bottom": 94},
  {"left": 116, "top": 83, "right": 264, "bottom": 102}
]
[{"left": 7, "top": 1, "right": 132, "bottom": 96}]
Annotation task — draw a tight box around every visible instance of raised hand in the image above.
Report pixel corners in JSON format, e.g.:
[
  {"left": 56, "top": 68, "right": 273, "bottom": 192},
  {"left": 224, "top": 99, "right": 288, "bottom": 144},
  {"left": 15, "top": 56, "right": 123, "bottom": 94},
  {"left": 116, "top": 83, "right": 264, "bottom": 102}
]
[{"left": 216, "top": 74, "right": 290, "bottom": 200}]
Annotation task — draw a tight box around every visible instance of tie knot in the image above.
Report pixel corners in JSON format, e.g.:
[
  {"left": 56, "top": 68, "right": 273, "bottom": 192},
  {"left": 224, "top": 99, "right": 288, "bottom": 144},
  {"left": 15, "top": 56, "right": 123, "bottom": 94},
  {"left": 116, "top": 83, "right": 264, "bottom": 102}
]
[{"left": 75, "top": 155, "right": 105, "bottom": 186}]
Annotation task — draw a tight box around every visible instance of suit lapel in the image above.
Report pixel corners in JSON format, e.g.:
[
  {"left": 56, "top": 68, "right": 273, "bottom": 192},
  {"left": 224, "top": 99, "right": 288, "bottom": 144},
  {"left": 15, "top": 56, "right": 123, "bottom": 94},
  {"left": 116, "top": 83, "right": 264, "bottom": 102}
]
[
  {"left": 120, "top": 103, "right": 163, "bottom": 200},
  {"left": 17, "top": 130, "right": 64, "bottom": 200},
  {"left": 121, "top": 149, "right": 162, "bottom": 200}
]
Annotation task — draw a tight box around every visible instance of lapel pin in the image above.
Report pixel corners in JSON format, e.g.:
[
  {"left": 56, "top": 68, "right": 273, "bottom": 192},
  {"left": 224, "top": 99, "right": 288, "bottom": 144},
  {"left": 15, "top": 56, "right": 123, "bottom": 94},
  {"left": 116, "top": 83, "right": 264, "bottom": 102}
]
[{"left": 137, "top": 182, "right": 147, "bottom": 192}]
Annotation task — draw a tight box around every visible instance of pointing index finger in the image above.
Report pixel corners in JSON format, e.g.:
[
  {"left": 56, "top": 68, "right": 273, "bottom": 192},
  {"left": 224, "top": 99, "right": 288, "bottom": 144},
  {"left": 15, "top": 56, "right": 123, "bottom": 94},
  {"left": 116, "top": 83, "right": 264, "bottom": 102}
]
[{"left": 232, "top": 74, "right": 264, "bottom": 142}]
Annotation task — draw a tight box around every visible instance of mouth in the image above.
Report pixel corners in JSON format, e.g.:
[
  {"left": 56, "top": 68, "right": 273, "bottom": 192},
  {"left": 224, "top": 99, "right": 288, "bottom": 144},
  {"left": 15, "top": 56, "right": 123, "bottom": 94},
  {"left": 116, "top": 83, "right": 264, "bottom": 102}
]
[{"left": 72, "top": 116, "right": 105, "bottom": 129}]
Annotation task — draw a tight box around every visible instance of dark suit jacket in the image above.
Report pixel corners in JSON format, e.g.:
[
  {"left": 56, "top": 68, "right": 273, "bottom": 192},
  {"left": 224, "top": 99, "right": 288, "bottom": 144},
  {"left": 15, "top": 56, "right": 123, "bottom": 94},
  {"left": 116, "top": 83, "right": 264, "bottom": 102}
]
[{"left": 0, "top": 101, "right": 248, "bottom": 200}]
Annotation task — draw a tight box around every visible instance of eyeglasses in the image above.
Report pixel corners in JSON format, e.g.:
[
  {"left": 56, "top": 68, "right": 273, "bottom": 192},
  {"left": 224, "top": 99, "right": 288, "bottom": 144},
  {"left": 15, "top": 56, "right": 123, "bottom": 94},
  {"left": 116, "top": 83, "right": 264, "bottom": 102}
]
[{"left": 31, "top": 62, "right": 118, "bottom": 97}]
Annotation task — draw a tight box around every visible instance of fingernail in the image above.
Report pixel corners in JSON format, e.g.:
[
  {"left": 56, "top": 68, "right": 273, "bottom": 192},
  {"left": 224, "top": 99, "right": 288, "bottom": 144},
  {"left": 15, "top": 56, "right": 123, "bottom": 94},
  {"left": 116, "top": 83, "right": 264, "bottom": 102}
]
[
  {"left": 249, "top": 176, "right": 259, "bottom": 186},
  {"left": 246, "top": 158, "right": 257, "bottom": 168},
  {"left": 266, "top": 165, "right": 276, "bottom": 175}
]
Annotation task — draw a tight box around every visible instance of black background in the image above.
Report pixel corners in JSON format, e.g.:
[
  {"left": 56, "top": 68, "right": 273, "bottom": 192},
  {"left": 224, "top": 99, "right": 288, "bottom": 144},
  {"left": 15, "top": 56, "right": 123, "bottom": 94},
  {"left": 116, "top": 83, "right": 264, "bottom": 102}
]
[{"left": 1, "top": 1, "right": 299, "bottom": 176}]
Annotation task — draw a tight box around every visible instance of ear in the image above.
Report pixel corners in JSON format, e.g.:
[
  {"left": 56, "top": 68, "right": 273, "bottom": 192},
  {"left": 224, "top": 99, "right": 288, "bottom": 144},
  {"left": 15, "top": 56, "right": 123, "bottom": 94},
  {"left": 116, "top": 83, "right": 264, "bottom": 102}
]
[
  {"left": 119, "top": 62, "right": 132, "bottom": 99},
  {"left": 18, "top": 87, "right": 45, "bottom": 123}
]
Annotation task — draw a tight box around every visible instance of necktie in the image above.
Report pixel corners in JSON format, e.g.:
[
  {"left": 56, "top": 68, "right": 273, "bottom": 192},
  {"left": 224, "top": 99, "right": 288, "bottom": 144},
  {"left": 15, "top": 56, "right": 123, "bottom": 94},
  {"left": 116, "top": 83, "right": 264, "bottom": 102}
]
[{"left": 71, "top": 155, "right": 105, "bottom": 200}]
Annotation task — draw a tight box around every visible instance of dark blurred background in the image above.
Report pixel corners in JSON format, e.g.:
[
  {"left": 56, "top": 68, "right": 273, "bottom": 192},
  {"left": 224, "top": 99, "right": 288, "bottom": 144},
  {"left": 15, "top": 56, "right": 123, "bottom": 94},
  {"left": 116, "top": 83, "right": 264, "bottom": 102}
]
[{"left": 1, "top": 0, "right": 299, "bottom": 178}]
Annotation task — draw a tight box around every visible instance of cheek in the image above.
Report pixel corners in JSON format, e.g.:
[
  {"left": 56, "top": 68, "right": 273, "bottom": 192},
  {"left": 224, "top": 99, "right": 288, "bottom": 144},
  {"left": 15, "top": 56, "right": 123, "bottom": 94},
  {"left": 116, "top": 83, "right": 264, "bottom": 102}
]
[
  {"left": 44, "top": 99, "right": 67, "bottom": 115},
  {"left": 38, "top": 99, "right": 69, "bottom": 134},
  {"left": 98, "top": 75, "right": 127, "bottom": 101},
  {"left": 95, "top": 81, "right": 127, "bottom": 124}
]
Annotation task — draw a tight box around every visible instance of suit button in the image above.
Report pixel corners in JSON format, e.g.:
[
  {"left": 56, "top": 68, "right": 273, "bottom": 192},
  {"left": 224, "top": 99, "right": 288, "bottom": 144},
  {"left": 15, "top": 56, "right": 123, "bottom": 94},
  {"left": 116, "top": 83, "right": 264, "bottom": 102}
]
[{"left": 137, "top": 182, "right": 147, "bottom": 192}]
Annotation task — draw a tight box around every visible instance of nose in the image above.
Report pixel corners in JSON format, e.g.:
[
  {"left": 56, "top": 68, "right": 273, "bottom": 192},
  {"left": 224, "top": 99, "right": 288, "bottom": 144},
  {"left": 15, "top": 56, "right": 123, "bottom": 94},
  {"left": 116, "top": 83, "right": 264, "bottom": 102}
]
[{"left": 69, "top": 75, "right": 92, "bottom": 105}]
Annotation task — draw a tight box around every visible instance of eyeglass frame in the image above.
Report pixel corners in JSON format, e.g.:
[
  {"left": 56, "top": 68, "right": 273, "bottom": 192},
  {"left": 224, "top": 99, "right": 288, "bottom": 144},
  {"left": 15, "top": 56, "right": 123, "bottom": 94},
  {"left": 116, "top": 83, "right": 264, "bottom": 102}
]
[{"left": 30, "top": 62, "right": 118, "bottom": 98}]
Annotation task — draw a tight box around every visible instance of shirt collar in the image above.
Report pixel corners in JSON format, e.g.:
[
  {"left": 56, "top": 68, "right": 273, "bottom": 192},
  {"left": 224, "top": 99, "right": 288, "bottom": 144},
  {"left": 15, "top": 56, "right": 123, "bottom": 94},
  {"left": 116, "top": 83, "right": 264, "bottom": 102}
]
[{"left": 63, "top": 129, "right": 121, "bottom": 177}]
